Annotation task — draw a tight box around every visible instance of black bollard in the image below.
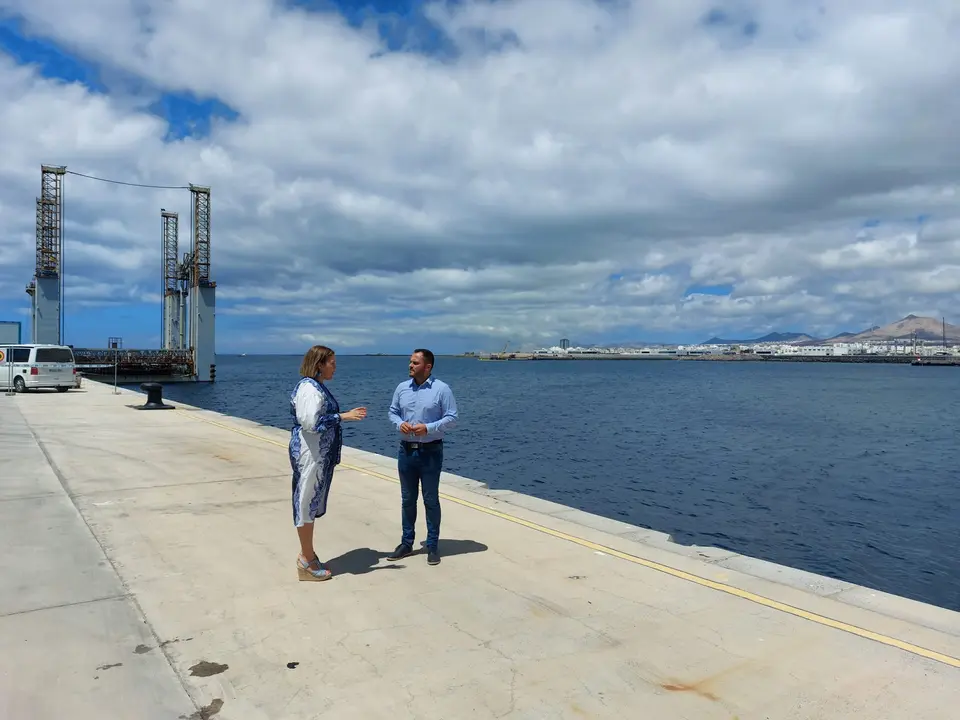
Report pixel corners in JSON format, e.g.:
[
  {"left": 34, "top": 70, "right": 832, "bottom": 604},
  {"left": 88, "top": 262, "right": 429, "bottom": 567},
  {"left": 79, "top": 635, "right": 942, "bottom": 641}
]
[{"left": 138, "top": 382, "right": 174, "bottom": 410}]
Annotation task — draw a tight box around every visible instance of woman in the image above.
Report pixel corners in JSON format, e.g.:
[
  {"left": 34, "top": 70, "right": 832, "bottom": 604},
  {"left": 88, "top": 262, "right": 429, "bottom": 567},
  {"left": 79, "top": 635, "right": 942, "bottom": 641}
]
[{"left": 290, "top": 345, "right": 366, "bottom": 581}]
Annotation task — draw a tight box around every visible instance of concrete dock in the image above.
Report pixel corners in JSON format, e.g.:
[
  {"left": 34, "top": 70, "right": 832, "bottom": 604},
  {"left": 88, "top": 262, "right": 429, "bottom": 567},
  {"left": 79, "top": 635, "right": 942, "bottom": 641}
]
[{"left": 2, "top": 381, "right": 958, "bottom": 719}]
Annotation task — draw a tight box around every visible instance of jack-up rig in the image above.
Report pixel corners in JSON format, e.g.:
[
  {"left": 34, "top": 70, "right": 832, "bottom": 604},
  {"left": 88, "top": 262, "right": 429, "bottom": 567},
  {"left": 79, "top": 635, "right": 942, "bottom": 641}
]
[{"left": 25, "top": 164, "right": 217, "bottom": 382}]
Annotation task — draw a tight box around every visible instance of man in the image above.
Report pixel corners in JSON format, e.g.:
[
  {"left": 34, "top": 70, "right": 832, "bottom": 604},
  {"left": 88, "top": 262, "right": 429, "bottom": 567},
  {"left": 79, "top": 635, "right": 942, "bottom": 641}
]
[{"left": 386, "top": 348, "right": 458, "bottom": 565}]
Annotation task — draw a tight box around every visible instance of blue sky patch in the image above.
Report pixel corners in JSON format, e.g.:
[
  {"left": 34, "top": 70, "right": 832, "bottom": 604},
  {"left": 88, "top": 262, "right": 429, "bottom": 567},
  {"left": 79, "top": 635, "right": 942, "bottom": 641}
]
[
  {"left": 701, "top": 6, "right": 759, "bottom": 40},
  {"left": 148, "top": 93, "right": 240, "bottom": 141},
  {"left": 0, "top": 17, "right": 107, "bottom": 92},
  {"left": 862, "top": 215, "right": 929, "bottom": 230},
  {"left": 288, "top": 0, "right": 481, "bottom": 59},
  {"left": 685, "top": 283, "right": 734, "bottom": 296},
  {"left": 1, "top": 15, "right": 239, "bottom": 141}
]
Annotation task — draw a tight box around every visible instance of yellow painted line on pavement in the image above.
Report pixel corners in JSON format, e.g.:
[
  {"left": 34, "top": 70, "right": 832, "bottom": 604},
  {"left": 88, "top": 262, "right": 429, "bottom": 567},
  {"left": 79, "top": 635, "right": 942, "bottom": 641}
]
[{"left": 179, "top": 409, "right": 960, "bottom": 669}]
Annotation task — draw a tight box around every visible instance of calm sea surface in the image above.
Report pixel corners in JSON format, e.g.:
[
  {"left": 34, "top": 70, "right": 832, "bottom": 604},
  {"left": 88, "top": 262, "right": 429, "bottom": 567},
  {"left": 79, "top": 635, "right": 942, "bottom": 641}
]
[{"left": 158, "top": 355, "right": 960, "bottom": 611}]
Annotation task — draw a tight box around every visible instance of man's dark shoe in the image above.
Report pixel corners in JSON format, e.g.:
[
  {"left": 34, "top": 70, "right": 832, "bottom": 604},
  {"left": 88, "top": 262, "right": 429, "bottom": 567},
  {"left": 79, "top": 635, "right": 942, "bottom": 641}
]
[
  {"left": 386, "top": 544, "right": 412, "bottom": 561},
  {"left": 426, "top": 547, "right": 441, "bottom": 565}
]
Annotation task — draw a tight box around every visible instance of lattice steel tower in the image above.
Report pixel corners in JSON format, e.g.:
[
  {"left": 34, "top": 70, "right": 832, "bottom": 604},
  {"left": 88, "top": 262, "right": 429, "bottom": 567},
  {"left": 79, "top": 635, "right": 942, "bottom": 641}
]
[
  {"left": 26, "top": 165, "right": 66, "bottom": 344},
  {"left": 189, "top": 185, "right": 216, "bottom": 381},
  {"left": 161, "top": 210, "right": 188, "bottom": 350}
]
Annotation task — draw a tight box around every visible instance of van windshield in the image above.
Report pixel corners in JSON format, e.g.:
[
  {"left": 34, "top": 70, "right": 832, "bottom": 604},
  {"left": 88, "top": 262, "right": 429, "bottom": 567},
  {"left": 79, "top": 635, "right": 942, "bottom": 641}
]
[{"left": 36, "top": 348, "right": 75, "bottom": 363}]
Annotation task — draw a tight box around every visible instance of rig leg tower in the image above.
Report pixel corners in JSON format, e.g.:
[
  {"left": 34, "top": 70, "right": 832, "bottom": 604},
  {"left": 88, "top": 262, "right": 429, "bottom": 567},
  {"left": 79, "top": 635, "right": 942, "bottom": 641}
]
[
  {"left": 26, "top": 165, "right": 66, "bottom": 345},
  {"left": 189, "top": 185, "right": 216, "bottom": 382},
  {"left": 160, "top": 210, "right": 188, "bottom": 350}
]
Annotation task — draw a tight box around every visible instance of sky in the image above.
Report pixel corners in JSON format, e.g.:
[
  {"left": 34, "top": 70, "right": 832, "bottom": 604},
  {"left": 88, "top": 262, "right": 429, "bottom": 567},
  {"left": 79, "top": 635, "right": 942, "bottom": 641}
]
[{"left": 1, "top": 1, "right": 959, "bottom": 354}]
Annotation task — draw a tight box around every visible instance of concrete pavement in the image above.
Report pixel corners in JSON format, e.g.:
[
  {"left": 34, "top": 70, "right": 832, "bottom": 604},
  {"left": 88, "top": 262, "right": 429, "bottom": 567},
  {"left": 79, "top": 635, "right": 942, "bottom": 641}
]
[
  {"left": 0, "top": 391, "right": 196, "bottom": 719},
  {"left": 1, "top": 379, "right": 958, "bottom": 719}
]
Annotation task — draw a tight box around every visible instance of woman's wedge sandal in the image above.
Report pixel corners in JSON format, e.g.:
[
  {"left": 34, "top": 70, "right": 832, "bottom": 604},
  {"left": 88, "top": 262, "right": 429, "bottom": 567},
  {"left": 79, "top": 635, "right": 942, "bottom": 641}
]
[{"left": 297, "top": 555, "right": 332, "bottom": 581}]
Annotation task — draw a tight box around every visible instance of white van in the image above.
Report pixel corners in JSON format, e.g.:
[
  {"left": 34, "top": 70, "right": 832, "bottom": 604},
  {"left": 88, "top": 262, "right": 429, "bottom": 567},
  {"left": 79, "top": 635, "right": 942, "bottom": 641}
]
[{"left": 0, "top": 344, "right": 77, "bottom": 393}]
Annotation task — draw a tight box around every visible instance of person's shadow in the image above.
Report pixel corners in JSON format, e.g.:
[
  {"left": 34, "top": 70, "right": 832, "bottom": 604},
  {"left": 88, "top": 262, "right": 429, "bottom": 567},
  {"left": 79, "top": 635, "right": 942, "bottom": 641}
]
[{"left": 325, "top": 539, "right": 488, "bottom": 576}]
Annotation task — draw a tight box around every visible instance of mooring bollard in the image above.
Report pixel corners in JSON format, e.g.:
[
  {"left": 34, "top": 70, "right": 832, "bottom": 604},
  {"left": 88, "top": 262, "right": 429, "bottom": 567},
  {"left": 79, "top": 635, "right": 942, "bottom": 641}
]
[{"left": 138, "top": 382, "right": 174, "bottom": 410}]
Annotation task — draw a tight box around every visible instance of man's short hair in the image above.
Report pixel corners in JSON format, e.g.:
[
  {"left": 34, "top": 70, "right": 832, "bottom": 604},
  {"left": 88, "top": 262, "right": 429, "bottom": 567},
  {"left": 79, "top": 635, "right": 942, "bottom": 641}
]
[{"left": 413, "top": 348, "right": 435, "bottom": 368}]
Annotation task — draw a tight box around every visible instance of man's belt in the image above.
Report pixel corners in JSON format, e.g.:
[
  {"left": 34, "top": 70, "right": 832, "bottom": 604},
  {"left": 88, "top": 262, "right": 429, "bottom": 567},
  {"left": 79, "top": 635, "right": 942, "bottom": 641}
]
[{"left": 401, "top": 439, "right": 442, "bottom": 449}]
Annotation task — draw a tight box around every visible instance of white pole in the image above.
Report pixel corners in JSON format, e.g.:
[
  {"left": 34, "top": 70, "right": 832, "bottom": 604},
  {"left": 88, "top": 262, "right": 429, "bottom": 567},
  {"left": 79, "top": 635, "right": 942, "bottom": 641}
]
[
  {"left": 114, "top": 347, "right": 119, "bottom": 394},
  {"left": 5, "top": 353, "right": 12, "bottom": 396}
]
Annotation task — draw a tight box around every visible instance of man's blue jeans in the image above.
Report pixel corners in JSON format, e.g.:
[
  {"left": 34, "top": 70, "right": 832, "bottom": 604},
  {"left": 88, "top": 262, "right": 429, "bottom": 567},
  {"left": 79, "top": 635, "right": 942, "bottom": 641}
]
[{"left": 398, "top": 442, "right": 443, "bottom": 550}]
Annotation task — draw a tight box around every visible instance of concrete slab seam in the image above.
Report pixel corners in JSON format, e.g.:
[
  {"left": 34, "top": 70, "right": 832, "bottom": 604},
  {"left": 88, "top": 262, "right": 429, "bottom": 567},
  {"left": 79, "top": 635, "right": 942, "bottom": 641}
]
[
  {"left": 22, "top": 419, "right": 204, "bottom": 716},
  {"left": 0, "top": 492, "right": 62, "bottom": 504},
  {"left": 179, "top": 409, "right": 960, "bottom": 670},
  {"left": 74, "top": 473, "right": 290, "bottom": 498},
  {"left": 0, "top": 593, "right": 130, "bottom": 619}
]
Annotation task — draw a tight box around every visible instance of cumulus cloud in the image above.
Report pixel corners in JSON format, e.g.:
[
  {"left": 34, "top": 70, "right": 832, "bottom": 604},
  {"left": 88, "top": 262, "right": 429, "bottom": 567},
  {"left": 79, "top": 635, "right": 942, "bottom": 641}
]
[{"left": 1, "top": 0, "right": 959, "bottom": 351}]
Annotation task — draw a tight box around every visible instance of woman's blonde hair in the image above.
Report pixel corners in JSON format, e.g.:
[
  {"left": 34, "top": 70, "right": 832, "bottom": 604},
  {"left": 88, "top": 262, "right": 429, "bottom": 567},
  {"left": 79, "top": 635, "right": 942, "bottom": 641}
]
[{"left": 300, "top": 345, "right": 335, "bottom": 378}]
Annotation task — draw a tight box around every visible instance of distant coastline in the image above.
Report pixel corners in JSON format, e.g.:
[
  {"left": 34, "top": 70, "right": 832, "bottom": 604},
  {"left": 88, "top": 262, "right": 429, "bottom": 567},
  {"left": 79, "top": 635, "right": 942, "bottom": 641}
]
[{"left": 471, "top": 352, "right": 960, "bottom": 365}]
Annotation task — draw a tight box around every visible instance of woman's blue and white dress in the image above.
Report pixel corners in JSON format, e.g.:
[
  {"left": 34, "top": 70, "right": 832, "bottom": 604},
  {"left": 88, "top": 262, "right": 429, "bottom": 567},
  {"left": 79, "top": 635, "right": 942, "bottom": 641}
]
[{"left": 289, "top": 377, "right": 342, "bottom": 527}]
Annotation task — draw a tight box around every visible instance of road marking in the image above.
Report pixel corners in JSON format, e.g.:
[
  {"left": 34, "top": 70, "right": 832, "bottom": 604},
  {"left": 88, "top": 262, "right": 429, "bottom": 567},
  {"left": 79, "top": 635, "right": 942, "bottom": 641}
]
[{"left": 179, "top": 409, "right": 960, "bottom": 669}]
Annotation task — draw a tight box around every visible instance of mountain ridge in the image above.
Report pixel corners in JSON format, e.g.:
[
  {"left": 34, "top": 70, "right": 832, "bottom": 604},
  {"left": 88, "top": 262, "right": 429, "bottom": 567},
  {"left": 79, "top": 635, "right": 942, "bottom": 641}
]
[
  {"left": 703, "top": 331, "right": 815, "bottom": 345},
  {"left": 826, "top": 314, "right": 959, "bottom": 344},
  {"left": 699, "top": 315, "right": 958, "bottom": 346}
]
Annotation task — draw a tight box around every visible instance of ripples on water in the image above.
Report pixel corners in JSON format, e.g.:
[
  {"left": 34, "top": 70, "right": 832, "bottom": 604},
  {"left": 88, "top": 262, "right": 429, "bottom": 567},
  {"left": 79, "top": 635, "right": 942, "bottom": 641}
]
[{"left": 159, "top": 355, "right": 960, "bottom": 611}]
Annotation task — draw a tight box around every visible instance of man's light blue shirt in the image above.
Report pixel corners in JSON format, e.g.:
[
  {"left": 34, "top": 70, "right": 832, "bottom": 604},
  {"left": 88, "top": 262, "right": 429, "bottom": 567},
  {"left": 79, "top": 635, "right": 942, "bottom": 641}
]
[{"left": 388, "top": 375, "right": 458, "bottom": 443}]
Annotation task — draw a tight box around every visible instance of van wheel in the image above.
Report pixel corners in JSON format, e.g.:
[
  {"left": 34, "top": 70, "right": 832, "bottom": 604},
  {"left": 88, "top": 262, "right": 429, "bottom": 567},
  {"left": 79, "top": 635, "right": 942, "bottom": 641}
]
[
  {"left": 13, "top": 376, "right": 25, "bottom": 393},
  {"left": 56, "top": 386, "right": 69, "bottom": 393}
]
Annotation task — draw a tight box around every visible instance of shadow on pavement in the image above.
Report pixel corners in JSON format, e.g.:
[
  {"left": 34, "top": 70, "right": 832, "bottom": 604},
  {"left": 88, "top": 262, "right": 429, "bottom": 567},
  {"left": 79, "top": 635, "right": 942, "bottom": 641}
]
[{"left": 325, "top": 539, "right": 488, "bottom": 576}]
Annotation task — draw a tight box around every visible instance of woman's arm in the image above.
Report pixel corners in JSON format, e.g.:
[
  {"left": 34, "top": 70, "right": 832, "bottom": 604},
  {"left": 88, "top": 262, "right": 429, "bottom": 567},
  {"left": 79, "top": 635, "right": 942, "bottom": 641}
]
[{"left": 295, "top": 383, "right": 341, "bottom": 433}]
